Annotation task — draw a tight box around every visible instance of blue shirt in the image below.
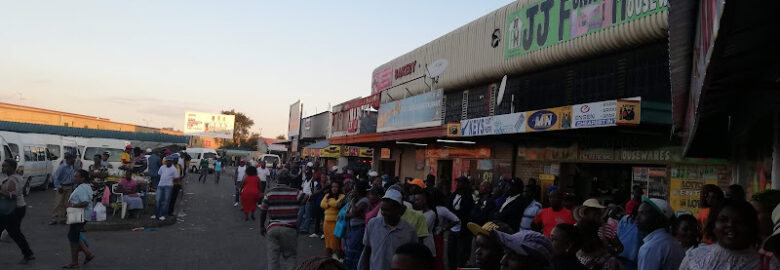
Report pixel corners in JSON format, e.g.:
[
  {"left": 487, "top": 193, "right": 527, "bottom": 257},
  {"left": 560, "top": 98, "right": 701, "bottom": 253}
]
[
  {"left": 215, "top": 161, "right": 222, "bottom": 172},
  {"left": 69, "top": 183, "right": 94, "bottom": 221},
  {"left": 53, "top": 163, "right": 75, "bottom": 189},
  {"left": 618, "top": 215, "right": 642, "bottom": 270},
  {"left": 147, "top": 154, "right": 162, "bottom": 177},
  {"left": 638, "top": 228, "right": 684, "bottom": 270}
]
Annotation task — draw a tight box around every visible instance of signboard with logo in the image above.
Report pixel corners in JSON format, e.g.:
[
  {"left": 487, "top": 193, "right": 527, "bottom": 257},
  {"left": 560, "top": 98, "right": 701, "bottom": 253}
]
[
  {"left": 617, "top": 100, "right": 641, "bottom": 125},
  {"left": 572, "top": 100, "right": 618, "bottom": 128},
  {"left": 380, "top": 148, "right": 391, "bottom": 159},
  {"left": 505, "top": 0, "right": 668, "bottom": 59},
  {"left": 446, "top": 123, "right": 461, "bottom": 137},
  {"left": 288, "top": 101, "right": 302, "bottom": 138},
  {"left": 460, "top": 112, "right": 526, "bottom": 137},
  {"left": 669, "top": 166, "right": 722, "bottom": 216},
  {"left": 377, "top": 89, "right": 443, "bottom": 132},
  {"left": 183, "top": 111, "right": 235, "bottom": 139},
  {"left": 320, "top": 145, "right": 344, "bottom": 158},
  {"left": 526, "top": 106, "right": 571, "bottom": 132}
]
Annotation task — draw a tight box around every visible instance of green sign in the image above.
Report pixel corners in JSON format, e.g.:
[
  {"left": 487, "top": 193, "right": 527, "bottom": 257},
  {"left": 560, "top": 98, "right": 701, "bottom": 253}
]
[{"left": 505, "top": 0, "right": 668, "bottom": 59}]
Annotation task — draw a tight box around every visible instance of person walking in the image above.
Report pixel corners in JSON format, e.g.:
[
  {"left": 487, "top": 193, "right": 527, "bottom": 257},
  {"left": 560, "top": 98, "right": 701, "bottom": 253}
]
[
  {"left": 214, "top": 159, "right": 222, "bottom": 184},
  {"left": 297, "top": 170, "right": 316, "bottom": 235},
  {"left": 62, "top": 169, "right": 95, "bottom": 269},
  {"left": 636, "top": 198, "right": 683, "bottom": 270},
  {"left": 152, "top": 157, "right": 178, "bottom": 221},
  {"left": 240, "top": 166, "right": 261, "bottom": 221},
  {"left": 147, "top": 150, "right": 162, "bottom": 189},
  {"left": 321, "top": 181, "right": 345, "bottom": 260},
  {"left": 168, "top": 154, "right": 184, "bottom": 216},
  {"left": 0, "top": 159, "right": 34, "bottom": 264},
  {"left": 50, "top": 153, "right": 76, "bottom": 225},
  {"left": 198, "top": 157, "right": 209, "bottom": 183},
  {"left": 259, "top": 174, "right": 305, "bottom": 270},
  {"left": 234, "top": 160, "right": 247, "bottom": 207}
]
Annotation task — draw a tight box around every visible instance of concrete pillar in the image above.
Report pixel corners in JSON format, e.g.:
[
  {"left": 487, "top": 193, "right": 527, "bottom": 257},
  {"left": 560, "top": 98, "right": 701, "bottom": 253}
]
[{"left": 773, "top": 111, "right": 780, "bottom": 189}]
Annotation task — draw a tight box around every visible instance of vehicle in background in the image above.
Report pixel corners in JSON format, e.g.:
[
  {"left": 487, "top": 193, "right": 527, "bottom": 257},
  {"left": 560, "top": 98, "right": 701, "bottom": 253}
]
[
  {"left": 0, "top": 131, "right": 55, "bottom": 195},
  {"left": 258, "top": 154, "right": 281, "bottom": 168},
  {"left": 187, "top": 147, "right": 217, "bottom": 173},
  {"left": 80, "top": 138, "right": 128, "bottom": 180}
]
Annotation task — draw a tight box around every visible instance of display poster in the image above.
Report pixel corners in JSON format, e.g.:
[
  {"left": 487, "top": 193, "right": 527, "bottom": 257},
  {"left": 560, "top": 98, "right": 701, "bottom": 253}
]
[
  {"left": 372, "top": 66, "right": 393, "bottom": 94},
  {"left": 377, "top": 89, "right": 443, "bottom": 132},
  {"left": 505, "top": 0, "right": 668, "bottom": 58},
  {"left": 380, "top": 148, "right": 391, "bottom": 159},
  {"left": 617, "top": 100, "right": 641, "bottom": 125},
  {"left": 320, "top": 145, "right": 343, "bottom": 158},
  {"left": 183, "top": 111, "right": 235, "bottom": 139},
  {"left": 632, "top": 167, "right": 668, "bottom": 200},
  {"left": 669, "top": 167, "right": 720, "bottom": 216}
]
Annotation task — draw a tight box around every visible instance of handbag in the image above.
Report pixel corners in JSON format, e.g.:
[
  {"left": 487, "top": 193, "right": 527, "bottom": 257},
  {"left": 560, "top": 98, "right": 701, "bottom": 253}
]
[
  {"left": 66, "top": 207, "right": 85, "bottom": 224},
  {"left": 333, "top": 201, "right": 350, "bottom": 239}
]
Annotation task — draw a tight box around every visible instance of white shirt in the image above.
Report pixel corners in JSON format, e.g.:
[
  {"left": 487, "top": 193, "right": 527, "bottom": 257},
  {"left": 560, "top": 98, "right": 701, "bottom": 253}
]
[
  {"left": 157, "top": 165, "right": 179, "bottom": 187},
  {"left": 1, "top": 173, "right": 25, "bottom": 207},
  {"left": 236, "top": 165, "right": 247, "bottom": 182},
  {"left": 451, "top": 195, "right": 463, "bottom": 232},
  {"left": 301, "top": 178, "right": 313, "bottom": 195},
  {"left": 257, "top": 167, "right": 270, "bottom": 182}
]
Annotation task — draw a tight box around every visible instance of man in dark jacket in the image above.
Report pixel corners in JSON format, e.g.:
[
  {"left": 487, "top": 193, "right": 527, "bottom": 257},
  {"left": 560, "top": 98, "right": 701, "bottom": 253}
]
[
  {"left": 470, "top": 180, "right": 496, "bottom": 226},
  {"left": 496, "top": 177, "right": 530, "bottom": 231},
  {"left": 447, "top": 176, "right": 474, "bottom": 270}
]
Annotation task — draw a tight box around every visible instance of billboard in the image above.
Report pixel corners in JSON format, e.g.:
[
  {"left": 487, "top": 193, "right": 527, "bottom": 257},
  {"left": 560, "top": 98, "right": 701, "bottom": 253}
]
[
  {"left": 183, "top": 111, "right": 235, "bottom": 139},
  {"left": 377, "top": 89, "right": 443, "bottom": 132},
  {"left": 288, "top": 101, "right": 302, "bottom": 138}
]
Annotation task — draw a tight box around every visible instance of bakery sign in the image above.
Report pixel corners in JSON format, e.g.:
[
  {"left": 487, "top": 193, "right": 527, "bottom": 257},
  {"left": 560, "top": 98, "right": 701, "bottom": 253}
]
[{"left": 395, "top": 61, "right": 417, "bottom": 79}]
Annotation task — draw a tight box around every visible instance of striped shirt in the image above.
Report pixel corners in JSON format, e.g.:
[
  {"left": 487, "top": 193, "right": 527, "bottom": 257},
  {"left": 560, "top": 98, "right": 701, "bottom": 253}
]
[{"left": 260, "top": 184, "right": 304, "bottom": 230}]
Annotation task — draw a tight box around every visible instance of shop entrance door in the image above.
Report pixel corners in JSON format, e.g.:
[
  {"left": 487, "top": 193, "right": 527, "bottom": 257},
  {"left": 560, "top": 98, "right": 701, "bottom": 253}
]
[
  {"left": 437, "top": 160, "right": 453, "bottom": 192},
  {"left": 380, "top": 160, "right": 395, "bottom": 178}
]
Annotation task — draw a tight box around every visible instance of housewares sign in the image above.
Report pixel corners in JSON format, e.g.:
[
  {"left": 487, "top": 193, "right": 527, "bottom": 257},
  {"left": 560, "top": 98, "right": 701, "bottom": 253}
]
[
  {"left": 377, "top": 89, "right": 443, "bottom": 132},
  {"left": 505, "top": 0, "right": 668, "bottom": 59}
]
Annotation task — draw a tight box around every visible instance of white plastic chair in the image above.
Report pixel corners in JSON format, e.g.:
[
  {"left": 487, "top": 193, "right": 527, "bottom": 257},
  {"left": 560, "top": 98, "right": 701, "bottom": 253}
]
[{"left": 111, "top": 184, "right": 126, "bottom": 219}]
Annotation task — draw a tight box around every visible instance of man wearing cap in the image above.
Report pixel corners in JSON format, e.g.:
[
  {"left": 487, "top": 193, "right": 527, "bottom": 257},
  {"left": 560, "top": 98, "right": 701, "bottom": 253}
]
[
  {"left": 259, "top": 174, "right": 305, "bottom": 270},
  {"left": 49, "top": 153, "right": 76, "bottom": 225},
  {"left": 360, "top": 189, "right": 418, "bottom": 270},
  {"left": 636, "top": 197, "right": 683, "bottom": 270},
  {"left": 467, "top": 221, "right": 514, "bottom": 270},
  {"left": 152, "top": 156, "right": 179, "bottom": 221},
  {"left": 492, "top": 229, "right": 554, "bottom": 270},
  {"left": 101, "top": 152, "right": 112, "bottom": 169}
]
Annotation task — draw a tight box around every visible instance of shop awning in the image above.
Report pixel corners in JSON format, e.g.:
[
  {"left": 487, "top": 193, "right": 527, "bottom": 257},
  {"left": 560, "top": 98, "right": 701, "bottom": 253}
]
[{"left": 304, "top": 140, "right": 330, "bottom": 149}]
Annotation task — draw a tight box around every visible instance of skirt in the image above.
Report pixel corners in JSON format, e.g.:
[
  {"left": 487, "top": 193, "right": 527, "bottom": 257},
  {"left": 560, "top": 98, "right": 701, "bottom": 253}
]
[
  {"left": 323, "top": 220, "right": 341, "bottom": 251},
  {"left": 124, "top": 196, "right": 144, "bottom": 210},
  {"left": 240, "top": 193, "right": 259, "bottom": 214}
]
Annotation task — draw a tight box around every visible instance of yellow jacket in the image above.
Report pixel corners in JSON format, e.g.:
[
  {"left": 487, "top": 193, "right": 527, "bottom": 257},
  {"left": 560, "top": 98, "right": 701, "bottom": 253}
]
[{"left": 321, "top": 193, "right": 345, "bottom": 222}]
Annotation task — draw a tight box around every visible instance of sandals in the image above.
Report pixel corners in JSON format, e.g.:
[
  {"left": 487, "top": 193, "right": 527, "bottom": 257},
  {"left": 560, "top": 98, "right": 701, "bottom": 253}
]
[
  {"left": 84, "top": 255, "right": 95, "bottom": 265},
  {"left": 62, "top": 264, "right": 79, "bottom": 269}
]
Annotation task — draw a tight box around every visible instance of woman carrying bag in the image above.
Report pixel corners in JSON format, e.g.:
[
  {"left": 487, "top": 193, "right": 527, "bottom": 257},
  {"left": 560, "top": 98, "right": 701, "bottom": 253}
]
[
  {"left": 62, "top": 169, "right": 95, "bottom": 269},
  {"left": 0, "top": 159, "right": 34, "bottom": 264}
]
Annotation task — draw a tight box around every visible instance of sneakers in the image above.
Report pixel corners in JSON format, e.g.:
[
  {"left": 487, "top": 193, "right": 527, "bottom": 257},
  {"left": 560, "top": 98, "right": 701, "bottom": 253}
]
[
  {"left": 150, "top": 215, "right": 157, "bottom": 219},
  {"left": 233, "top": 202, "right": 239, "bottom": 207},
  {"left": 159, "top": 216, "right": 166, "bottom": 221},
  {"left": 308, "top": 233, "right": 319, "bottom": 238}
]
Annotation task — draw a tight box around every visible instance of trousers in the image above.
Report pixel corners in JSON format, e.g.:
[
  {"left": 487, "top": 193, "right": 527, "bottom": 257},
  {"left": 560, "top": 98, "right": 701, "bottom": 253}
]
[
  {"left": 0, "top": 207, "right": 33, "bottom": 257},
  {"left": 267, "top": 226, "right": 298, "bottom": 270},
  {"left": 51, "top": 186, "right": 73, "bottom": 222}
]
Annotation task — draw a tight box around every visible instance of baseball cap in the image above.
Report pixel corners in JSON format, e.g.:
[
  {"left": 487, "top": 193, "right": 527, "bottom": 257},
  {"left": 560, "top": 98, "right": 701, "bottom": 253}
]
[
  {"left": 382, "top": 189, "right": 403, "bottom": 205},
  {"left": 125, "top": 145, "right": 133, "bottom": 149},
  {"left": 467, "top": 221, "right": 513, "bottom": 236},
  {"left": 307, "top": 162, "right": 313, "bottom": 167},
  {"left": 409, "top": 178, "right": 425, "bottom": 189},
  {"left": 492, "top": 230, "right": 553, "bottom": 265},
  {"left": 146, "top": 148, "right": 152, "bottom": 153},
  {"left": 641, "top": 197, "right": 674, "bottom": 219}
]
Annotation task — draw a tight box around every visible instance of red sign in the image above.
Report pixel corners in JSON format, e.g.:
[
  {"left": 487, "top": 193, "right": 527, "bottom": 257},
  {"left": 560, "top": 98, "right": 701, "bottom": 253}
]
[
  {"left": 341, "top": 93, "right": 380, "bottom": 112},
  {"left": 372, "top": 66, "right": 393, "bottom": 94},
  {"left": 394, "top": 61, "right": 417, "bottom": 79}
]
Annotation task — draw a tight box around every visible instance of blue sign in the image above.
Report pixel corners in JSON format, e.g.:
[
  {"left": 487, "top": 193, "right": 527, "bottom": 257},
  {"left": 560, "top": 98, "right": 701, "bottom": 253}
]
[{"left": 528, "top": 110, "right": 557, "bottom": 131}]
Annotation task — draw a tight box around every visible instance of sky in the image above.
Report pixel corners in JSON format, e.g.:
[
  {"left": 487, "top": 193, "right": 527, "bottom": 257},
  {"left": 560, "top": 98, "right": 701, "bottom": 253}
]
[{"left": 0, "top": 0, "right": 514, "bottom": 138}]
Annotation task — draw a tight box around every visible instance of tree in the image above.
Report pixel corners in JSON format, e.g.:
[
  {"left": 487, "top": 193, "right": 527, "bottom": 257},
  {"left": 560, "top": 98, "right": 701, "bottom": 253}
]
[
  {"left": 241, "top": 133, "right": 261, "bottom": 149},
  {"left": 275, "top": 134, "right": 286, "bottom": 140},
  {"left": 221, "top": 109, "right": 255, "bottom": 146}
]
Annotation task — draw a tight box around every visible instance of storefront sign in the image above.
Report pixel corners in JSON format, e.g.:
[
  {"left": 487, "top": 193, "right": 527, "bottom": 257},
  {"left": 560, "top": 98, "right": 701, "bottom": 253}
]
[
  {"left": 447, "top": 123, "right": 461, "bottom": 137},
  {"left": 380, "top": 148, "right": 391, "bottom": 159},
  {"left": 572, "top": 100, "right": 617, "bottom": 128},
  {"left": 617, "top": 100, "right": 641, "bottom": 125},
  {"left": 394, "top": 61, "right": 417, "bottom": 79},
  {"left": 427, "top": 146, "right": 491, "bottom": 159},
  {"left": 526, "top": 106, "right": 571, "bottom": 132},
  {"left": 632, "top": 167, "right": 668, "bottom": 200},
  {"left": 359, "top": 148, "right": 373, "bottom": 158},
  {"left": 377, "top": 89, "right": 443, "bottom": 132},
  {"left": 320, "top": 145, "right": 344, "bottom": 158},
  {"left": 578, "top": 148, "right": 615, "bottom": 161},
  {"left": 517, "top": 145, "right": 577, "bottom": 161},
  {"left": 505, "top": 0, "right": 669, "bottom": 59},
  {"left": 460, "top": 112, "right": 526, "bottom": 137},
  {"left": 618, "top": 148, "right": 675, "bottom": 162},
  {"left": 372, "top": 66, "right": 393, "bottom": 94}
]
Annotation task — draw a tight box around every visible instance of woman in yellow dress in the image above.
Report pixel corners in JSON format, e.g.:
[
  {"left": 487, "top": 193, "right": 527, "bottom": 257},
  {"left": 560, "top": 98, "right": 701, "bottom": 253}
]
[{"left": 320, "top": 181, "right": 345, "bottom": 260}]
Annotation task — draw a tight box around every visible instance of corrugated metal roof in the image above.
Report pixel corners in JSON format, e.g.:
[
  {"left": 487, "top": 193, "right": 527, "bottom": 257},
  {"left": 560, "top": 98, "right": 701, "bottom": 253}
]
[
  {"left": 0, "top": 120, "right": 189, "bottom": 144},
  {"left": 303, "top": 140, "right": 330, "bottom": 149}
]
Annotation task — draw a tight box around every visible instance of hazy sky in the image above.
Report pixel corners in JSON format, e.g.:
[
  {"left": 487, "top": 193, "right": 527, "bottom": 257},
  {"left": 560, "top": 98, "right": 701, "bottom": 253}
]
[{"left": 0, "top": 0, "right": 513, "bottom": 137}]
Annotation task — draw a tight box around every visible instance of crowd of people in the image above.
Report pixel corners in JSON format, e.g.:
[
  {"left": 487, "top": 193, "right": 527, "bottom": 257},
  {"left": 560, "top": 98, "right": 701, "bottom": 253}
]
[{"left": 244, "top": 160, "right": 780, "bottom": 270}]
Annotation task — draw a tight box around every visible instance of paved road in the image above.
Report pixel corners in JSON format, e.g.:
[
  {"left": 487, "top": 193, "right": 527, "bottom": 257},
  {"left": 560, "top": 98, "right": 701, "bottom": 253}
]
[{"left": 0, "top": 168, "right": 325, "bottom": 269}]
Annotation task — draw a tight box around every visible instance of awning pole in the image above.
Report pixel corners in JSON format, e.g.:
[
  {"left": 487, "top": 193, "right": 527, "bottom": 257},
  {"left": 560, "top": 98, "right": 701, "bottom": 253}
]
[{"left": 772, "top": 111, "right": 780, "bottom": 189}]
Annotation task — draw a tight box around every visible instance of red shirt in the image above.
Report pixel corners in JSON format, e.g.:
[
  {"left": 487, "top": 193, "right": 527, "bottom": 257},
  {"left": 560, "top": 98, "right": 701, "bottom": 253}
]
[
  {"left": 625, "top": 199, "right": 640, "bottom": 216},
  {"left": 533, "top": 207, "right": 575, "bottom": 237}
]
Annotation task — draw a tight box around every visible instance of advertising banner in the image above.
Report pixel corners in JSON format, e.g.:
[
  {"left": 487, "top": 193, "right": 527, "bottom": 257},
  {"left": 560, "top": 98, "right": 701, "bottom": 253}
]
[
  {"left": 320, "top": 145, "right": 343, "bottom": 158},
  {"left": 377, "top": 89, "right": 443, "bottom": 132},
  {"left": 572, "top": 100, "right": 618, "bottom": 128},
  {"left": 632, "top": 167, "right": 668, "bottom": 200},
  {"left": 505, "top": 0, "right": 668, "bottom": 59},
  {"left": 460, "top": 112, "right": 527, "bottom": 137},
  {"left": 288, "top": 101, "right": 302, "bottom": 138},
  {"left": 617, "top": 100, "right": 641, "bottom": 125},
  {"left": 372, "top": 66, "right": 394, "bottom": 94},
  {"left": 669, "top": 167, "right": 721, "bottom": 216},
  {"left": 380, "top": 148, "right": 391, "bottom": 159},
  {"left": 359, "top": 148, "right": 374, "bottom": 158},
  {"left": 526, "top": 106, "right": 572, "bottom": 132},
  {"left": 183, "top": 111, "right": 235, "bottom": 139}
]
